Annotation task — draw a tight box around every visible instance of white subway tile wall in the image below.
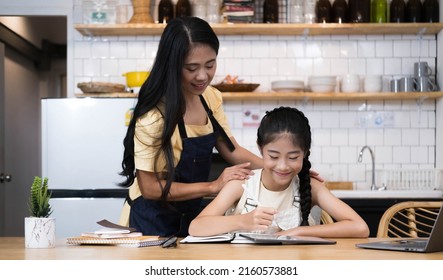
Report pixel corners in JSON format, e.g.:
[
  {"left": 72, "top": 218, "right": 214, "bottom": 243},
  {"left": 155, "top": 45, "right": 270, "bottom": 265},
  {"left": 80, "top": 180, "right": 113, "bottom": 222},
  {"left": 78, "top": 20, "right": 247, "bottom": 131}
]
[{"left": 72, "top": 9, "right": 437, "bottom": 190}]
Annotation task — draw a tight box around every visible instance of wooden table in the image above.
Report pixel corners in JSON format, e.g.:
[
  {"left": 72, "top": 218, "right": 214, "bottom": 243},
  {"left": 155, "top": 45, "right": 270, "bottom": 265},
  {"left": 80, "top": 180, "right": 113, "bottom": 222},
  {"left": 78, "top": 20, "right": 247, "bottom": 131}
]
[{"left": 1, "top": 237, "right": 442, "bottom": 260}]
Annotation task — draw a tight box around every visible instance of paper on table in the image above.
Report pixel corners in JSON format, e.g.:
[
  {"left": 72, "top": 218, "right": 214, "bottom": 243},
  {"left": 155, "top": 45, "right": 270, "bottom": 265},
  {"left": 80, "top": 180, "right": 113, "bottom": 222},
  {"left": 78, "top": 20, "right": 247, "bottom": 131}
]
[
  {"left": 180, "top": 233, "right": 235, "bottom": 243},
  {"left": 81, "top": 231, "right": 143, "bottom": 239},
  {"left": 180, "top": 232, "right": 256, "bottom": 244}
]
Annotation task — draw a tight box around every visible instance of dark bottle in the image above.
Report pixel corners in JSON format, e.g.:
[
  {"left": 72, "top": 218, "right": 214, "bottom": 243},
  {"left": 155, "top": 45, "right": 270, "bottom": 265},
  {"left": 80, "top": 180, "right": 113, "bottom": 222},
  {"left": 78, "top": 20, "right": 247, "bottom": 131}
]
[
  {"left": 176, "top": 0, "right": 191, "bottom": 18},
  {"left": 348, "top": 0, "right": 371, "bottom": 23},
  {"left": 158, "top": 0, "right": 174, "bottom": 24},
  {"left": 390, "top": 0, "right": 406, "bottom": 23},
  {"left": 263, "top": 0, "right": 279, "bottom": 23},
  {"left": 406, "top": 0, "right": 422, "bottom": 23},
  {"left": 332, "top": 0, "right": 349, "bottom": 23},
  {"left": 316, "top": 0, "right": 332, "bottom": 23},
  {"left": 423, "top": 0, "right": 439, "bottom": 23}
]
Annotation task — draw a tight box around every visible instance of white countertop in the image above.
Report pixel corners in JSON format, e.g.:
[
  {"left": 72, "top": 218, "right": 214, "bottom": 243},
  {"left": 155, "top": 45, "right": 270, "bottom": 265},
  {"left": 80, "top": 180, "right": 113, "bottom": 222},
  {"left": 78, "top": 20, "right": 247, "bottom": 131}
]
[{"left": 331, "top": 190, "right": 443, "bottom": 199}]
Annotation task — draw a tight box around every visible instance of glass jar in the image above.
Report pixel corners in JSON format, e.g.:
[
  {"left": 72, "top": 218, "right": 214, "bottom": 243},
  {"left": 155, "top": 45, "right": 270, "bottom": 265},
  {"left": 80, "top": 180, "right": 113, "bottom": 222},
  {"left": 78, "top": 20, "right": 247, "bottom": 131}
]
[
  {"left": 288, "top": 0, "right": 305, "bottom": 23},
  {"left": 193, "top": 0, "right": 207, "bottom": 21},
  {"left": 304, "top": 0, "right": 317, "bottom": 23},
  {"left": 371, "top": 0, "right": 388, "bottom": 23},
  {"left": 390, "top": 0, "right": 406, "bottom": 23},
  {"left": 263, "top": 0, "right": 279, "bottom": 23},
  {"left": 316, "top": 0, "right": 332, "bottom": 23},
  {"left": 206, "top": 0, "right": 221, "bottom": 23},
  {"left": 348, "top": 0, "right": 370, "bottom": 23}
]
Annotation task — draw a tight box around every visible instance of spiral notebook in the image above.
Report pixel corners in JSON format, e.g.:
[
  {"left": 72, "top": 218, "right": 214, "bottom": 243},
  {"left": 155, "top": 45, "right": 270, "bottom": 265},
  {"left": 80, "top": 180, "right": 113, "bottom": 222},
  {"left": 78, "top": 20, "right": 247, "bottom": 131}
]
[{"left": 66, "top": 235, "right": 163, "bottom": 248}]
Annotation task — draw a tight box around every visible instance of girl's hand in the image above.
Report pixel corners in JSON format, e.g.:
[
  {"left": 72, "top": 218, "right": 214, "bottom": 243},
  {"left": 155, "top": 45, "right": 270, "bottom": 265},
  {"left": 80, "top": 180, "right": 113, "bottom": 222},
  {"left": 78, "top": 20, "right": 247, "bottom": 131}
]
[
  {"left": 242, "top": 207, "right": 277, "bottom": 232},
  {"left": 211, "top": 162, "right": 254, "bottom": 193}
]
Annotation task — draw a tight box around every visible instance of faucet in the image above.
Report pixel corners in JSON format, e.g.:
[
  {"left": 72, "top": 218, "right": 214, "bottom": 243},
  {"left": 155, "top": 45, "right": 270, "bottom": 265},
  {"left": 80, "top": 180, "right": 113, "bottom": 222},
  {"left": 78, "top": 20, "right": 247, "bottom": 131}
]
[{"left": 358, "top": 145, "right": 385, "bottom": 191}]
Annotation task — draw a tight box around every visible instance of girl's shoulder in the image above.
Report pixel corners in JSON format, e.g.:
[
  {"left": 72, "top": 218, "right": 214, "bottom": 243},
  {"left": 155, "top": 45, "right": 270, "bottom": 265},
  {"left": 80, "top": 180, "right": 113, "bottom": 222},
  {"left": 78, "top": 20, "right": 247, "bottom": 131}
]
[{"left": 309, "top": 177, "right": 334, "bottom": 205}]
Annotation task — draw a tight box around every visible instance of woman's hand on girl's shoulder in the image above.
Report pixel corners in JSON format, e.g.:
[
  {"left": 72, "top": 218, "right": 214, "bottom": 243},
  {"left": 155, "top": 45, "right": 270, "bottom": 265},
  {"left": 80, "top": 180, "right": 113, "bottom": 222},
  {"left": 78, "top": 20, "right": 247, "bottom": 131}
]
[
  {"left": 210, "top": 162, "right": 254, "bottom": 194},
  {"left": 309, "top": 169, "right": 324, "bottom": 182}
]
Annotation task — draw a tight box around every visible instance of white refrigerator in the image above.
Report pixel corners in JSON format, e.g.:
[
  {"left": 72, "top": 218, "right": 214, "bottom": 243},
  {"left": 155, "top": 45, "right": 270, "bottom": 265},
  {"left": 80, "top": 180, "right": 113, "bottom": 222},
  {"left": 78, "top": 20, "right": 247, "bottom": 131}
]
[{"left": 41, "top": 98, "right": 137, "bottom": 237}]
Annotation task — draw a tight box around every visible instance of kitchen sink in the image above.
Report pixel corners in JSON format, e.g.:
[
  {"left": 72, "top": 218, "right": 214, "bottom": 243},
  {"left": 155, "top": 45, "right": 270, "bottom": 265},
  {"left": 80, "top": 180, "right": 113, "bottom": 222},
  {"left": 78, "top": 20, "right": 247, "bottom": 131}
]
[{"left": 331, "top": 190, "right": 443, "bottom": 199}]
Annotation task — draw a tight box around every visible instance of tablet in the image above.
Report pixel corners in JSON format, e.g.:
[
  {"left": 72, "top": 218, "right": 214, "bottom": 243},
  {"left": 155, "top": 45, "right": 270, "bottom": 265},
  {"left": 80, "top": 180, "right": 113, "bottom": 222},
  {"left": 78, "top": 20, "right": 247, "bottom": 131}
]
[{"left": 239, "top": 233, "right": 336, "bottom": 245}]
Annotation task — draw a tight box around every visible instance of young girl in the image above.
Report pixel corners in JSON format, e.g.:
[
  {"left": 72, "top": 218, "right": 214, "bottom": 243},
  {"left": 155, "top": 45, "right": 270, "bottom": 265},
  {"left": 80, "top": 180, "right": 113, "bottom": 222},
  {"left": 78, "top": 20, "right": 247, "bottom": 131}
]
[{"left": 189, "top": 107, "right": 369, "bottom": 238}]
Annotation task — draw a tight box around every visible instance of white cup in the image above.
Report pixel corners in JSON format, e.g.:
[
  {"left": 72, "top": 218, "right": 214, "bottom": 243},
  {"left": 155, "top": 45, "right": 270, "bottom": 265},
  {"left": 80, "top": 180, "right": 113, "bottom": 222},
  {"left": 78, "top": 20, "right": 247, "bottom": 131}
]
[
  {"left": 340, "top": 74, "right": 360, "bottom": 92},
  {"left": 363, "top": 75, "right": 382, "bottom": 92}
]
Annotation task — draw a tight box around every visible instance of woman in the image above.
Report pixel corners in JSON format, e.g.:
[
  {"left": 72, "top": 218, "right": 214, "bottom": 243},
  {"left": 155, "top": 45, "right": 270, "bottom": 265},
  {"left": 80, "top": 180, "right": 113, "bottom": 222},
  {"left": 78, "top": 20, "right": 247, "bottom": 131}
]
[{"left": 118, "top": 17, "right": 262, "bottom": 237}]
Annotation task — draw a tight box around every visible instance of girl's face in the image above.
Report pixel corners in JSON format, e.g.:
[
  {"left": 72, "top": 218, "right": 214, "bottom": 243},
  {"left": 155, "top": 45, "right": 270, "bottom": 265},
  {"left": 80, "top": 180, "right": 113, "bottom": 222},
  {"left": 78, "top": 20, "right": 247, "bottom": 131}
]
[
  {"left": 182, "top": 44, "right": 217, "bottom": 97},
  {"left": 260, "top": 134, "right": 305, "bottom": 191}
]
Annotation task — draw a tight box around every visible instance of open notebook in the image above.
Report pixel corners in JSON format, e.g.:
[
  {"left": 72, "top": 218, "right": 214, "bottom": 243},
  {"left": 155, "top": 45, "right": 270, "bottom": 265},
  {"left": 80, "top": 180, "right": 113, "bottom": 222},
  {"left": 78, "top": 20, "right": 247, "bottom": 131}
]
[
  {"left": 181, "top": 232, "right": 336, "bottom": 245},
  {"left": 356, "top": 206, "right": 443, "bottom": 253},
  {"left": 180, "top": 233, "right": 254, "bottom": 244}
]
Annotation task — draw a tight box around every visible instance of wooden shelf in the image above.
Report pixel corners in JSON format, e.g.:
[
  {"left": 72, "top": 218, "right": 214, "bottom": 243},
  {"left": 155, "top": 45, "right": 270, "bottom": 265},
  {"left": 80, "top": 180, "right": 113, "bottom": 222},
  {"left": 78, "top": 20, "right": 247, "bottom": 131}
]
[
  {"left": 222, "top": 91, "right": 443, "bottom": 101},
  {"left": 74, "top": 23, "right": 443, "bottom": 37},
  {"left": 75, "top": 91, "right": 443, "bottom": 100}
]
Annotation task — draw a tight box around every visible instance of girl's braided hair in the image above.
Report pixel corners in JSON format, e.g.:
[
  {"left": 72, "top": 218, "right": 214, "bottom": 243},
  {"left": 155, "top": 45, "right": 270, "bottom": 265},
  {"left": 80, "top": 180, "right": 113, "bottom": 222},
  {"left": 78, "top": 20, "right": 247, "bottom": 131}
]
[{"left": 256, "top": 106, "right": 312, "bottom": 226}]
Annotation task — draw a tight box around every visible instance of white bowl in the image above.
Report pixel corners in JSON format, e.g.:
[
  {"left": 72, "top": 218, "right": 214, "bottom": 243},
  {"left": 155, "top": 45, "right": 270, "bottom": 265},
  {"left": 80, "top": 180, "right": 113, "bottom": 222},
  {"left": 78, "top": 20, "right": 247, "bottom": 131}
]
[
  {"left": 310, "top": 84, "right": 336, "bottom": 92},
  {"left": 309, "top": 76, "right": 336, "bottom": 85},
  {"left": 341, "top": 83, "right": 360, "bottom": 92},
  {"left": 341, "top": 74, "right": 360, "bottom": 82},
  {"left": 271, "top": 80, "right": 304, "bottom": 92},
  {"left": 363, "top": 83, "right": 382, "bottom": 92}
]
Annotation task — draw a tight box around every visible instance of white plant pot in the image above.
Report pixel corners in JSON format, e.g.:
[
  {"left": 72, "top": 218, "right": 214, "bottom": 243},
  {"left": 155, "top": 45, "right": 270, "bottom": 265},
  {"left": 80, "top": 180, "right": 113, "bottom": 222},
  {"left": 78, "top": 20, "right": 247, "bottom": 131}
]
[{"left": 24, "top": 217, "right": 56, "bottom": 248}]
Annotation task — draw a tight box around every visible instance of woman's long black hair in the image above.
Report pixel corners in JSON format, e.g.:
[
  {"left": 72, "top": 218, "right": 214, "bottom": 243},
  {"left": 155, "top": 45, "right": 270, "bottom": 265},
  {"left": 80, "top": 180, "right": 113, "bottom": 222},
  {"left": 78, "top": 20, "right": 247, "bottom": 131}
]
[
  {"left": 119, "top": 17, "right": 220, "bottom": 201},
  {"left": 256, "top": 107, "right": 313, "bottom": 226}
]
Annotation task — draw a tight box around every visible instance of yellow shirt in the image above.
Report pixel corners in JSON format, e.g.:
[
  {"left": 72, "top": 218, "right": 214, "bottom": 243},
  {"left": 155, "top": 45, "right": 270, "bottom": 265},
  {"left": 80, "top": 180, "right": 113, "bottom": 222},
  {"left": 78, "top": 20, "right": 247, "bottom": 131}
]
[{"left": 119, "top": 86, "right": 232, "bottom": 226}]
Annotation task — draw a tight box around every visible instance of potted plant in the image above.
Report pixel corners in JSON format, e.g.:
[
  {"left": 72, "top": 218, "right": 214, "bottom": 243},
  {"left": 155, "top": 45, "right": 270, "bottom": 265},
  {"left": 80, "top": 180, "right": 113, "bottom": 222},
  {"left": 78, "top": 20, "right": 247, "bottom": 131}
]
[{"left": 24, "top": 176, "right": 56, "bottom": 248}]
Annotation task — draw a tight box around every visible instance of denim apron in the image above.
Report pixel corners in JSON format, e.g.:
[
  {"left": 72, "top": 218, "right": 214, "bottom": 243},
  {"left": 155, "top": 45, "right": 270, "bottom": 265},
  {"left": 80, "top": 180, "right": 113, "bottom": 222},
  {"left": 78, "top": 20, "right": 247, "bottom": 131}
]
[{"left": 128, "top": 96, "right": 234, "bottom": 237}]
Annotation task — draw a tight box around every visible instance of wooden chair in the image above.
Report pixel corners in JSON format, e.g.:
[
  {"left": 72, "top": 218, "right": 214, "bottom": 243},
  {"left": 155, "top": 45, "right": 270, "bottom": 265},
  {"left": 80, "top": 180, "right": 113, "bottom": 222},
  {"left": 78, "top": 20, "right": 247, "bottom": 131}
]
[
  {"left": 320, "top": 210, "right": 334, "bottom": 225},
  {"left": 376, "top": 201, "right": 443, "bottom": 238}
]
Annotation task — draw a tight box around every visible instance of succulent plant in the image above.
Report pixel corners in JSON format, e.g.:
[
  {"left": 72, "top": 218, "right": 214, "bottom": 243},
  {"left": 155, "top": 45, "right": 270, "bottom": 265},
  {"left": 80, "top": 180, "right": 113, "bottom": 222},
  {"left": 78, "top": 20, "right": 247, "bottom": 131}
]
[{"left": 28, "top": 176, "right": 53, "bottom": 218}]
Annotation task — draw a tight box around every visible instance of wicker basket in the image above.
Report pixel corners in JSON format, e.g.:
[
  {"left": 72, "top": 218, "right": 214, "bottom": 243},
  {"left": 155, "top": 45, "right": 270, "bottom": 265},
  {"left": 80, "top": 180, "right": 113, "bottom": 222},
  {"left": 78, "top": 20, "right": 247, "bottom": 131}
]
[{"left": 77, "top": 82, "right": 126, "bottom": 93}]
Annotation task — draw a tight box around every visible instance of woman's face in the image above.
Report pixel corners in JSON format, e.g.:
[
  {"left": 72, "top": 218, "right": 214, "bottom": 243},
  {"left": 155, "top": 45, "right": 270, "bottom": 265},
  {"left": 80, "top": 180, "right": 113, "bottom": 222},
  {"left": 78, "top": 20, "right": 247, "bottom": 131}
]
[
  {"left": 182, "top": 44, "right": 217, "bottom": 97},
  {"left": 260, "top": 134, "right": 305, "bottom": 191}
]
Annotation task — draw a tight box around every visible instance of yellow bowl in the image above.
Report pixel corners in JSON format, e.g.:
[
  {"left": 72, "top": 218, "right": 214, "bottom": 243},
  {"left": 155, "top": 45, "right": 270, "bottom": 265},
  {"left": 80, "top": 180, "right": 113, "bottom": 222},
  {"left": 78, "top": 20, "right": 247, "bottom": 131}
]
[{"left": 122, "top": 71, "right": 150, "bottom": 87}]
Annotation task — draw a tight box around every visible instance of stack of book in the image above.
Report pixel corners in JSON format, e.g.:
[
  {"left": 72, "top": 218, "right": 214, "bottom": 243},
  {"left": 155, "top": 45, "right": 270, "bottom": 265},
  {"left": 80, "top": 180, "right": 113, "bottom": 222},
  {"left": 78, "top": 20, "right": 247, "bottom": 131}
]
[
  {"left": 66, "top": 219, "right": 163, "bottom": 247},
  {"left": 222, "top": 0, "right": 255, "bottom": 23}
]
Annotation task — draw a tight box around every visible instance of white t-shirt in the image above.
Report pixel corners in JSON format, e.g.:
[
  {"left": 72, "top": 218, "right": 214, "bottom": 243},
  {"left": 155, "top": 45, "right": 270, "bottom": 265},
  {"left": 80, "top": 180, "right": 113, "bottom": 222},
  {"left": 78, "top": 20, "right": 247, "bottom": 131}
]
[{"left": 227, "top": 169, "right": 317, "bottom": 232}]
